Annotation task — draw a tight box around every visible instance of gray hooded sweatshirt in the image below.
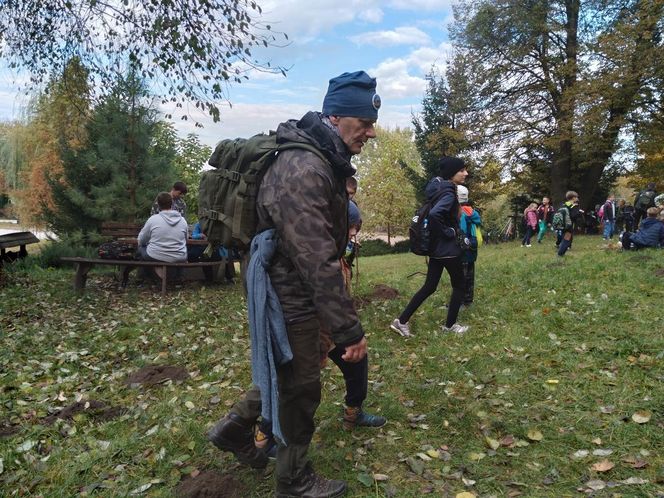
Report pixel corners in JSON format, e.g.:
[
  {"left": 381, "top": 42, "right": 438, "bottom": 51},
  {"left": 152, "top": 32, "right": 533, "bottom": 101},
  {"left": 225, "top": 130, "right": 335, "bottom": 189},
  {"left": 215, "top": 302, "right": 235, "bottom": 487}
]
[{"left": 138, "top": 210, "right": 188, "bottom": 262}]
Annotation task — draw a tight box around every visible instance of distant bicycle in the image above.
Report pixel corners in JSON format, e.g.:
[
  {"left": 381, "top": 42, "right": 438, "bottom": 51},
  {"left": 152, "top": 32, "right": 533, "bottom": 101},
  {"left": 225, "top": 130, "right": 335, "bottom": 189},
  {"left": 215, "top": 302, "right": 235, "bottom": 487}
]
[{"left": 499, "top": 216, "right": 517, "bottom": 242}]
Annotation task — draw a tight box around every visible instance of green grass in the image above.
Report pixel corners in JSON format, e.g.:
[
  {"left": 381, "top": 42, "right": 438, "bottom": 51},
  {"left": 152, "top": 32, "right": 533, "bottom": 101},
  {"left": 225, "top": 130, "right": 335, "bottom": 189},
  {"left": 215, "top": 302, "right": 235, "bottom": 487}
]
[{"left": 1, "top": 235, "right": 663, "bottom": 497}]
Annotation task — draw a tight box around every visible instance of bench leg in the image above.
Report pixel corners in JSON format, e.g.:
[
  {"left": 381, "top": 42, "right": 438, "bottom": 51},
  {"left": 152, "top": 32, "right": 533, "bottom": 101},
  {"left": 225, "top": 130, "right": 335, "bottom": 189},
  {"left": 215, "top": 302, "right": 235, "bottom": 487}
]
[
  {"left": 121, "top": 266, "right": 134, "bottom": 288},
  {"left": 73, "top": 263, "right": 93, "bottom": 292},
  {"left": 154, "top": 266, "right": 167, "bottom": 294}
]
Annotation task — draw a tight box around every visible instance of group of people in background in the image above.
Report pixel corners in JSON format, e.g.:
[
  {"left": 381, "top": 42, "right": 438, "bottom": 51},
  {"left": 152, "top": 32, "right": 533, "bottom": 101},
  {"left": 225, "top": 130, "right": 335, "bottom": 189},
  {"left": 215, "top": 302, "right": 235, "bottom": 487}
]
[{"left": 517, "top": 182, "right": 663, "bottom": 256}]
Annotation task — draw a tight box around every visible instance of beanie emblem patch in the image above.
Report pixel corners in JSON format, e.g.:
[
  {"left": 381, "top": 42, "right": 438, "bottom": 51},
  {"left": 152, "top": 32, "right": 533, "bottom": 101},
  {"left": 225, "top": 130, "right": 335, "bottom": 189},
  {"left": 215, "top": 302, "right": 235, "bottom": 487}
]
[{"left": 372, "top": 93, "right": 381, "bottom": 111}]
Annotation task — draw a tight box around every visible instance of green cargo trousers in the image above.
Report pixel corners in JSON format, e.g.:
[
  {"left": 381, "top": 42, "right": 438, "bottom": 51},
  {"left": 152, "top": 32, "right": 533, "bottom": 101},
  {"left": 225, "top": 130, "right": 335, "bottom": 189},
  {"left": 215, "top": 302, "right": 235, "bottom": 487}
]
[{"left": 230, "top": 317, "right": 321, "bottom": 486}]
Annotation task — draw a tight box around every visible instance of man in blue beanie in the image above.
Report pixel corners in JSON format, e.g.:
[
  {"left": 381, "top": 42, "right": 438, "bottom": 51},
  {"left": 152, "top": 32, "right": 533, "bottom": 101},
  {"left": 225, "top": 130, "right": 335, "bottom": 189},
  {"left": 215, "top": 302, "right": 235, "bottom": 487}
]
[{"left": 207, "top": 71, "right": 380, "bottom": 498}]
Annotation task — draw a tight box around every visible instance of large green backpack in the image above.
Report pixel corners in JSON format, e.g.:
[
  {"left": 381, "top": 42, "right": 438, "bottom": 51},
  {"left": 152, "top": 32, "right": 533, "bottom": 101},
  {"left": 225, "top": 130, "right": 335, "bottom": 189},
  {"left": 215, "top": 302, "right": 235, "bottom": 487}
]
[
  {"left": 635, "top": 190, "right": 656, "bottom": 210},
  {"left": 198, "top": 133, "right": 327, "bottom": 251},
  {"left": 551, "top": 205, "right": 571, "bottom": 230}
]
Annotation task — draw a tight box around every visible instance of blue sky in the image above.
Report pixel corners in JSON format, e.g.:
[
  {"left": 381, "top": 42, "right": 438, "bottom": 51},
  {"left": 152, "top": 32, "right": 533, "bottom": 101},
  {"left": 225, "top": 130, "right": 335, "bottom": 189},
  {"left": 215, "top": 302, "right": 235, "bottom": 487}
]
[{"left": 0, "top": 0, "right": 455, "bottom": 147}]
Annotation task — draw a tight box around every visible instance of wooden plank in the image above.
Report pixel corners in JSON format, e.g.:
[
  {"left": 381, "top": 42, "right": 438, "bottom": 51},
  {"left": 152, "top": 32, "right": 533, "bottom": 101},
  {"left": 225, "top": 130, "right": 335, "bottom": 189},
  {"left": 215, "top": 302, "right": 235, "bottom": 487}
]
[
  {"left": 0, "top": 231, "right": 40, "bottom": 249},
  {"left": 60, "top": 256, "right": 227, "bottom": 294}
]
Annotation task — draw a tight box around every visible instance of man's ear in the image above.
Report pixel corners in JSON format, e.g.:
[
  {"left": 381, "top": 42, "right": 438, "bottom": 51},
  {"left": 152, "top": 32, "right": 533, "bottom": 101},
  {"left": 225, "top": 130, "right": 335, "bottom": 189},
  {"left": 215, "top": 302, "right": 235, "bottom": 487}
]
[{"left": 328, "top": 115, "right": 340, "bottom": 125}]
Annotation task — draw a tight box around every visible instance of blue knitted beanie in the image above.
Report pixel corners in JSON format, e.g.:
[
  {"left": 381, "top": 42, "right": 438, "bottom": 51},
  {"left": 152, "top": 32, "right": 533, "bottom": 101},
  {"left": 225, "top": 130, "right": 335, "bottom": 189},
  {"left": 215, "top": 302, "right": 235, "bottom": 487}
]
[
  {"left": 348, "top": 200, "right": 362, "bottom": 227},
  {"left": 322, "top": 71, "right": 381, "bottom": 120}
]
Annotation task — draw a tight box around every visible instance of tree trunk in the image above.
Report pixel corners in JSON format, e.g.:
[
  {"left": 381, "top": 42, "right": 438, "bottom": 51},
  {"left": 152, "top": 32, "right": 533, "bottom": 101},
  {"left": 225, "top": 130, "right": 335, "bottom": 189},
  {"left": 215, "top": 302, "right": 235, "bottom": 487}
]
[{"left": 550, "top": 0, "right": 579, "bottom": 208}]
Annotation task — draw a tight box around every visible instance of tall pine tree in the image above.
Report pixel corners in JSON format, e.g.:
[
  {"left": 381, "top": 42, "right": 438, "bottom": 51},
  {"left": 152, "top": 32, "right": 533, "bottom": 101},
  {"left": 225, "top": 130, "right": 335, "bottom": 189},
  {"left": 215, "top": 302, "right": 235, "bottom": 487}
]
[{"left": 47, "top": 70, "right": 176, "bottom": 238}]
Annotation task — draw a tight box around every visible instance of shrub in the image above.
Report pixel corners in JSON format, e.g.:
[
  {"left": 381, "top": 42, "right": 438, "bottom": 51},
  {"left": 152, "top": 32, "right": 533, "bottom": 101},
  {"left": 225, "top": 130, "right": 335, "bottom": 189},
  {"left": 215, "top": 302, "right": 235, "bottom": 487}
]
[
  {"left": 391, "top": 239, "right": 411, "bottom": 253},
  {"left": 35, "top": 239, "right": 98, "bottom": 268},
  {"left": 358, "top": 238, "right": 393, "bottom": 257}
]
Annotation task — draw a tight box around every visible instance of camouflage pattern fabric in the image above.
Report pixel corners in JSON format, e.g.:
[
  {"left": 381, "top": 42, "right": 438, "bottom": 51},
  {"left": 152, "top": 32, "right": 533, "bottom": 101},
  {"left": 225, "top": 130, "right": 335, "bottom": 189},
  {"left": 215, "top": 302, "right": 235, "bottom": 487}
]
[
  {"left": 151, "top": 196, "right": 186, "bottom": 217},
  {"left": 256, "top": 111, "right": 364, "bottom": 349}
]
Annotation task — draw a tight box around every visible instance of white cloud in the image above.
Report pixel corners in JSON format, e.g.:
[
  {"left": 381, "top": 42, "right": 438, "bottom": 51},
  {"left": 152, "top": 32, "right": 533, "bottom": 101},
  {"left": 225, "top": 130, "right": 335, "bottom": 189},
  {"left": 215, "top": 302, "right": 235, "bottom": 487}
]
[
  {"left": 370, "top": 41, "right": 453, "bottom": 100},
  {"left": 389, "top": 0, "right": 454, "bottom": 10},
  {"left": 350, "top": 27, "right": 431, "bottom": 47},
  {"left": 258, "top": 0, "right": 384, "bottom": 40}
]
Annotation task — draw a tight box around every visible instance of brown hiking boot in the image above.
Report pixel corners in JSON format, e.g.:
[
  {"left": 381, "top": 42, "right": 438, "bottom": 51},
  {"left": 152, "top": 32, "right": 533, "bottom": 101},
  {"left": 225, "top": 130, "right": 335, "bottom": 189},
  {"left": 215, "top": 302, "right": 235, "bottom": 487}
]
[
  {"left": 207, "top": 413, "right": 268, "bottom": 469},
  {"left": 342, "top": 406, "right": 386, "bottom": 431},
  {"left": 275, "top": 465, "right": 346, "bottom": 498}
]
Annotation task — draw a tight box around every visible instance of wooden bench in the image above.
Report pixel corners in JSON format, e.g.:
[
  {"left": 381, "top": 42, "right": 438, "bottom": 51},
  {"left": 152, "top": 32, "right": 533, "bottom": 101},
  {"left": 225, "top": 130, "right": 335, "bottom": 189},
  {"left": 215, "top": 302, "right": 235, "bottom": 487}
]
[
  {"left": 100, "top": 221, "right": 143, "bottom": 239},
  {"left": 0, "top": 231, "right": 40, "bottom": 264},
  {"left": 60, "top": 221, "right": 241, "bottom": 293},
  {"left": 60, "top": 257, "right": 225, "bottom": 295}
]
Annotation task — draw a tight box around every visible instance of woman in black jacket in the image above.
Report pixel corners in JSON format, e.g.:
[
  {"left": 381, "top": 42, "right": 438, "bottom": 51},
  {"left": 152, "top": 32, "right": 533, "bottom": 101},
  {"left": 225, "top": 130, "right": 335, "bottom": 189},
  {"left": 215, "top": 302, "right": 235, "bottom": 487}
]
[{"left": 391, "top": 157, "right": 470, "bottom": 337}]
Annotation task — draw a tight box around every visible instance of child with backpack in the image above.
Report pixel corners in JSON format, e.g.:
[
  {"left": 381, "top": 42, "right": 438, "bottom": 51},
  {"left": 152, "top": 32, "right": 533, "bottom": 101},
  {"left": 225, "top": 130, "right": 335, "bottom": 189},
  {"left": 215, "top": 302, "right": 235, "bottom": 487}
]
[
  {"left": 458, "top": 185, "right": 481, "bottom": 306},
  {"left": 521, "top": 202, "right": 538, "bottom": 247},
  {"left": 554, "top": 191, "right": 582, "bottom": 257}
]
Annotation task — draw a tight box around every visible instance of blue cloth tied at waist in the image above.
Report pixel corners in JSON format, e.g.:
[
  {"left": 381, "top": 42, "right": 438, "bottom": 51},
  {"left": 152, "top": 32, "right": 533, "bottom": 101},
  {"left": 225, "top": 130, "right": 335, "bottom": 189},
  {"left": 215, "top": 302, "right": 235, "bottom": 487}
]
[{"left": 247, "top": 229, "right": 292, "bottom": 444}]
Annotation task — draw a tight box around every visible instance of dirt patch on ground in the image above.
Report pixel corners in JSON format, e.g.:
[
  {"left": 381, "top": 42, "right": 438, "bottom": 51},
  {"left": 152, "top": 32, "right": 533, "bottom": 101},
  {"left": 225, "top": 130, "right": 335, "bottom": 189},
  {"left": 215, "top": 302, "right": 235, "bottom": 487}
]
[
  {"left": 0, "top": 422, "right": 21, "bottom": 438},
  {"left": 370, "top": 284, "right": 399, "bottom": 300},
  {"left": 125, "top": 365, "right": 189, "bottom": 387},
  {"left": 176, "top": 472, "right": 246, "bottom": 498},
  {"left": 354, "top": 284, "right": 399, "bottom": 308},
  {"left": 655, "top": 268, "right": 664, "bottom": 277},
  {"left": 42, "top": 400, "right": 124, "bottom": 425}
]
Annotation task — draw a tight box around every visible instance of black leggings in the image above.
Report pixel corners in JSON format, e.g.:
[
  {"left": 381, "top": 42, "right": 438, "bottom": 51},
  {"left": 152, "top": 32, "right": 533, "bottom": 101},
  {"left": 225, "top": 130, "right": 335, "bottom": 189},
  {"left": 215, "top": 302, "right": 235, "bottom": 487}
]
[
  {"left": 327, "top": 347, "right": 368, "bottom": 408},
  {"left": 399, "top": 256, "right": 465, "bottom": 328}
]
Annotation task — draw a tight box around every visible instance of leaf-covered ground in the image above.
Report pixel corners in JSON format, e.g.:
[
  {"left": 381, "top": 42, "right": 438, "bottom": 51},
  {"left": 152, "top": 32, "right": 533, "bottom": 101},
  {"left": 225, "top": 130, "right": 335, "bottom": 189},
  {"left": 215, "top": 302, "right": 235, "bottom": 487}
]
[{"left": 1, "top": 235, "right": 663, "bottom": 497}]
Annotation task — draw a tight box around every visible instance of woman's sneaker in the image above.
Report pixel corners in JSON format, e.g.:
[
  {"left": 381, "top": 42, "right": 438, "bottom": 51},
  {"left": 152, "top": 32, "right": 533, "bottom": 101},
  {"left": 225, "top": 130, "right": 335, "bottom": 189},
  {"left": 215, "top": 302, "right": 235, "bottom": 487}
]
[
  {"left": 390, "top": 319, "right": 412, "bottom": 337},
  {"left": 441, "top": 323, "right": 469, "bottom": 335}
]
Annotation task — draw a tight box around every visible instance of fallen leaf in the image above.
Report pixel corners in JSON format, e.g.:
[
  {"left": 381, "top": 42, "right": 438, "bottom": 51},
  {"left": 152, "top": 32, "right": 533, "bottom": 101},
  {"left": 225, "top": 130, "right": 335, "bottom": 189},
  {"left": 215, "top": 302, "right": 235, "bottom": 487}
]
[
  {"left": 406, "top": 457, "right": 425, "bottom": 475},
  {"left": 468, "top": 452, "right": 486, "bottom": 461},
  {"left": 357, "top": 473, "right": 373, "bottom": 487},
  {"left": 591, "top": 437, "right": 602, "bottom": 445},
  {"left": 592, "top": 449, "right": 613, "bottom": 456},
  {"left": 527, "top": 429, "right": 543, "bottom": 441},
  {"left": 426, "top": 449, "right": 440, "bottom": 459},
  {"left": 485, "top": 437, "right": 500, "bottom": 450},
  {"left": 591, "top": 459, "right": 615, "bottom": 472},
  {"left": 572, "top": 450, "right": 589, "bottom": 459},
  {"left": 631, "top": 411, "right": 651, "bottom": 424},
  {"left": 585, "top": 479, "right": 606, "bottom": 490},
  {"left": 620, "top": 477, "right": 649, "bottom": 485},
  {"left": 455, "top": 493, "right": 476, "bottom": 498},
  {"left": 184, "top": 401, "right": 195, "bottom": 410},
  {"left": 417, "top": 452, "right": 432, "bottom": 461},
  {"left": 129, "top": 482, "right": 152, "bottom": 495},
  {"left": 16, "top": 440, "right": 36, "bottom": 453},
  {"left": 500, "top": 435, "right": 515, "bottom": 446},
  {"left": 373, "top": 473, "right": 389, "bottom": 481}
]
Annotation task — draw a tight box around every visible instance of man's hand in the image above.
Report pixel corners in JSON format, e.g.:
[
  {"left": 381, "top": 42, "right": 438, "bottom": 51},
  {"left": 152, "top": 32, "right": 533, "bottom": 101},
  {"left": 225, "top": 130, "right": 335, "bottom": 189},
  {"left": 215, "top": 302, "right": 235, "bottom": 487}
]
[{"left": 341, "top": 337, "right": 367, "bottom": 363}]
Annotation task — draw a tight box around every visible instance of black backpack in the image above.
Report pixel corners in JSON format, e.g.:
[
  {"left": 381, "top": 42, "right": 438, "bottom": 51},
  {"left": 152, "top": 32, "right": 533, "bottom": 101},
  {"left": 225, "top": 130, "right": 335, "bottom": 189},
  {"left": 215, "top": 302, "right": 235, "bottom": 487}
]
[
  {"left": 409, "top": 183, "right": 447, "bottom": 256},
  {"left": 409, "top": 203, "right": 434, "bottom": 256}
]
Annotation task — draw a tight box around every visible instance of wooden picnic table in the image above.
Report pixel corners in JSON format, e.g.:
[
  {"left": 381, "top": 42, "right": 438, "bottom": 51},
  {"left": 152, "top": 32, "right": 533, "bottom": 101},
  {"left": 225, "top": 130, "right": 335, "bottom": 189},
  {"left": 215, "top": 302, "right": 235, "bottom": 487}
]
[{"left": 0, "top": 231, "right": 40, "bottom": 263}]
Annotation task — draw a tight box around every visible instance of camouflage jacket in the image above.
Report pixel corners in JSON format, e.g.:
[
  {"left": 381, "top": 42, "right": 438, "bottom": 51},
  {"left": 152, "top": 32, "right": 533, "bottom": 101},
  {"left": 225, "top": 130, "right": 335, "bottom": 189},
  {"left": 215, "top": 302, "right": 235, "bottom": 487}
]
[
  {"left": 151, "top": 196, "right": 186, "bottom": 218},
  {"left": 256, "top": 111, "right": 363, "bottom": 348}
]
